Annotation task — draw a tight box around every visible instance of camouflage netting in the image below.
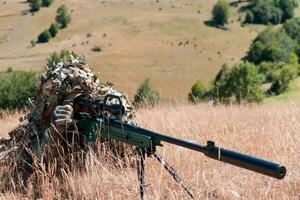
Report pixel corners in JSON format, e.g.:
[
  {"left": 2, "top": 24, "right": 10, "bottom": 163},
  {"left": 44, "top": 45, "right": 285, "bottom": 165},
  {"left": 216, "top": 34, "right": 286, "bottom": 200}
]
[{"left": 0, "top": 54, "right": 137, "bottom": 192}]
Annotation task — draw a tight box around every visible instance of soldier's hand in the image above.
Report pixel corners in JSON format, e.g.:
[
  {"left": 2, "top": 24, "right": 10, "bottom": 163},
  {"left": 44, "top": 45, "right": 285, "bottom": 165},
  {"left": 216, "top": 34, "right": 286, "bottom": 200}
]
[{"left": 51, "top": 105, "right": 74, "bottom": 135}]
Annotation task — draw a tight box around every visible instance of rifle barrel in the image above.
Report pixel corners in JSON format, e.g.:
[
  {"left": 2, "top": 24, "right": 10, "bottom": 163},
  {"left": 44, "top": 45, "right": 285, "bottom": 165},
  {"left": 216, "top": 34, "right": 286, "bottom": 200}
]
[{"left": 111, "top": 119, "right": 286, "bottom": 179}]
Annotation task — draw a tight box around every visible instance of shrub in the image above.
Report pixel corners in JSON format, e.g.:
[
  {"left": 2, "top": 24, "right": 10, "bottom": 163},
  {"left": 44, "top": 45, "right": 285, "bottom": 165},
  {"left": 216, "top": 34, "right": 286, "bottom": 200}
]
[
  {"left": 188, "top": 80, "right": 207, "bottom": 103},
  {"left": 86, "top": 33, "right": 92, "bottom": 38},
  {"left": 41, "top": 0, "right": 53, "bottom": 7},
  {"left": 47, "top": 50, "right": 73, "bottom": 70},
  {"left": 0, "top": 70, "right": 37, "bottom": 110},
  {"left": 29, "top": 0, "right": 41, "bottom": 12},
  {"left": 49, "top": 23, "right": 59, "bottom": 37},
  {"left": 246, "top": 28, "right": 296, "bottom": 64},
  {"left": 37, "top": 29, "right": 52, "bottom": 43},
  {"left": 91, "top": 45, "right": 102, "bottom": 52},
  {"left": 56, "top": 5, "right": 71, "bottom": 28},
  {"left": 133, "top": 79, "right": 160, "bottom": 108},
  {"left": 212, "top": 0, "right": 230, "bottom": 26}
]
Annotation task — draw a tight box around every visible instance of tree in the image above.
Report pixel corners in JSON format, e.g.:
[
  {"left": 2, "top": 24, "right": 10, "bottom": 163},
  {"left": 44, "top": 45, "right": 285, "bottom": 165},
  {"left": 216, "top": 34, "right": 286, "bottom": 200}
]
[
  {"left": 56, "top": 5, "right": 71, "bottom": 28},
  {"left": 209, "top": 63, "right": 264, "bottom": 103},
  {"left": 212, "top": 0, "right": 230, "bottom": 26},
  {"left": 283, "top": 17, "right": 300, "bottom": 42},
  {"left": 209, "top": 64, "right": 232, "bottom": 103},
  {"left": 244, "top": 0, "right": 298, "bottom": 24},
  {"left": 41, "top": 0, "right": 53, "bottom": 7},
  {"left": 29, "top": 0, "right": 41, "bottom": 12},
  {"left": 278, "top": 0, "right": 298, "bottom": 21},
  {"left": 49, "top": 23, "right": 59, "bottom": 37},
  {"left": 188, "top": 80, "right": 207, "bottom": 103},
  {"left": 252, "top": 3, "right": 282, "bottom": 24},
  {"left": 133, "top": 79, "right": 160, "bottom": 108},
  {"left": 227, "top": 62, "right": 264, "bottom": 103},
  {"left": 37, "top": 29, "right": 52, "bottom": 43},
  {"left": 245, "top": 11, "right": 254, "bottom": 23},
  {"left": 246, "top": 28, "right": 296, "bottom": 64}
]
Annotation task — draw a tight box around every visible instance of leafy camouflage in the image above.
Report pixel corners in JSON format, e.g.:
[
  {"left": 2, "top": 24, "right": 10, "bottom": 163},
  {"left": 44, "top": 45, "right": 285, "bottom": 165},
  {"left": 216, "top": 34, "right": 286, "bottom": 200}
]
[{"left": 0, "top": 54, "right": 137, "bottom": 190}]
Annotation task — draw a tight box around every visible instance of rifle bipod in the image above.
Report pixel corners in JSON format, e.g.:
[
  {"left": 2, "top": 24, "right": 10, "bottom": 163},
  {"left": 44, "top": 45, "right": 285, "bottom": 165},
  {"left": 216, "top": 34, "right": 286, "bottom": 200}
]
[{"left": 136, "top": 148, "right": 194, "bottom": 200}]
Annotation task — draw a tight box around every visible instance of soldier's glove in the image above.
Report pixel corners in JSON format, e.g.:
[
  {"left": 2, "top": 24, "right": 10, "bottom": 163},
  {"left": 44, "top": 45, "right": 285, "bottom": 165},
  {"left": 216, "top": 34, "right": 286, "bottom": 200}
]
[{"left": 51, "top": 104, "right": 74, "bottom": 136}]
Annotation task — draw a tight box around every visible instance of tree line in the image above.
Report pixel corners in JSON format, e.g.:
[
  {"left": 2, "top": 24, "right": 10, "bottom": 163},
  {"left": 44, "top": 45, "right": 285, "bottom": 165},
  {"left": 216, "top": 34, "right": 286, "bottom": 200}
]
[
  {"left": 190, "top": 16, "right": 300, "bottom": 104},
  {"left": 188, "top": 0, "right": 300, "bottom": 104},
  {"left": 211, "top": 0, "right": 298, "bottom": 27}
]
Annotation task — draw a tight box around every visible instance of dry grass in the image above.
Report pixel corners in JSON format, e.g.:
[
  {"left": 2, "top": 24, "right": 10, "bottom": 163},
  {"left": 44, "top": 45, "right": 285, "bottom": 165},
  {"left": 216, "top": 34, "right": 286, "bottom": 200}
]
[
  {"left": 0, "top": 0, "right": 264, "bottom": 99},
  {"left": 0, "top": 111, "right": 25, "bottom": 138},
  {"left": 0, "top": 102, "right": 299, "bottom": 199}
]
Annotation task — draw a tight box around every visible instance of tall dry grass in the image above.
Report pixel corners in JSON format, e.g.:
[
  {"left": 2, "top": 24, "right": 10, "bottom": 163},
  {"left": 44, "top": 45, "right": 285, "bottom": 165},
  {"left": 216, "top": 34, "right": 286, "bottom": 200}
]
[{"left": 0, "top": 102, "right": 299, "bottom": 199}]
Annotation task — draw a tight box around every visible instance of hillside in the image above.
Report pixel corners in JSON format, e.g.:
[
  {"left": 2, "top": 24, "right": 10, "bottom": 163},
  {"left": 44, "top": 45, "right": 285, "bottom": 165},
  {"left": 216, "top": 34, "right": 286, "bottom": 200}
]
[
  {"left": 0, "top": 0, "right": 266, "bottom": 99},
  {"left": 0, "top": 102, "right": 299, "bottom": 199}
]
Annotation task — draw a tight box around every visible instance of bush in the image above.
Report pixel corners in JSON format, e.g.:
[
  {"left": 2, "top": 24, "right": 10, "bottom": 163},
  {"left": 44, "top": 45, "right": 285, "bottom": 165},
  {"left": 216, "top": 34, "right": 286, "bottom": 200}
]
[
  {"left": 41, "top": 0, "right": 53, "bottom": 7},
  {"left": 133, "top": 79, "right": 160, "bottom": 108},
  {"left": 210, "top": 62, "right": 264, "bottom": 103},
  {"left": 188, "top": 80, "right": 207, "bottom": 103},
  {"left": 0, "top": 70, "right": 37, "bottom": 110},
  {"left": 212, "top": 0, "right": 230, "bottom": 26},
  {"left": 37, "top": 29, "right": 52, "bottom": 43},
  {"left": 86, "top": 33, "right": 92, "bottom": 38},
  {"left": 91, "top": 45, "right": 102, "bottom": 52},
  {"left": 47, "top": 50, "right": 73, "bottom": 70},
  {"left": 56, "top": 5, "right": 71, "bottom": 28},
  {"left": 246, "top": 28, "right": 296, "bottom": 64},
  {"left": 29, "top": 0, "right": 41, "bottom": 12},
  {"left": 49, "top": 23, "right": 59, "bottom": 37}
]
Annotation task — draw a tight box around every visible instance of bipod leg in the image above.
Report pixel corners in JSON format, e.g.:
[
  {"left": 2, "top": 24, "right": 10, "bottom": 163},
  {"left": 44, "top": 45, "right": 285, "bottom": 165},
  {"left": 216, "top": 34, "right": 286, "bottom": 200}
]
[
  {"left": 153, "top": 152, "right": 194, "bottom": 199},
  {"left": 137, "top": 148, "right": 146, "bottom": 200}
]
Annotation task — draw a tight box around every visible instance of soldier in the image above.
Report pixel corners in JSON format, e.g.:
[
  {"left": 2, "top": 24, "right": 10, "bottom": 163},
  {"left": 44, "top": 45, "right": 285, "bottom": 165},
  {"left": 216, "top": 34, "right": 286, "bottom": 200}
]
[{"left": 0, "top": 54, "right": 136, "bottom": 190}]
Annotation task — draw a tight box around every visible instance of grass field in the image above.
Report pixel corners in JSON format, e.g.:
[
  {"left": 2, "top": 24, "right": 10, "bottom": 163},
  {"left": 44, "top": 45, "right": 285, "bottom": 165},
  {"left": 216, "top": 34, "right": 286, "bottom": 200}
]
[
  {"left": 0, "top": 0, "right": 266, "bottom": 99},
  {"left": 0, "top": 1, "right": 299, "bottom": 199},
  {"left": 0, "top": 102, "right": 299, "bottom": 199}
]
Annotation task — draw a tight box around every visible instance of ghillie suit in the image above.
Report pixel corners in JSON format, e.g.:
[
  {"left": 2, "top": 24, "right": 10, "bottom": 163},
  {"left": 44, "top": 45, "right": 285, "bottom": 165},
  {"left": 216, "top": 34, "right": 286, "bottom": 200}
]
[{"left": 0, "top": 55, "right": 136, "bottom": 192}]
